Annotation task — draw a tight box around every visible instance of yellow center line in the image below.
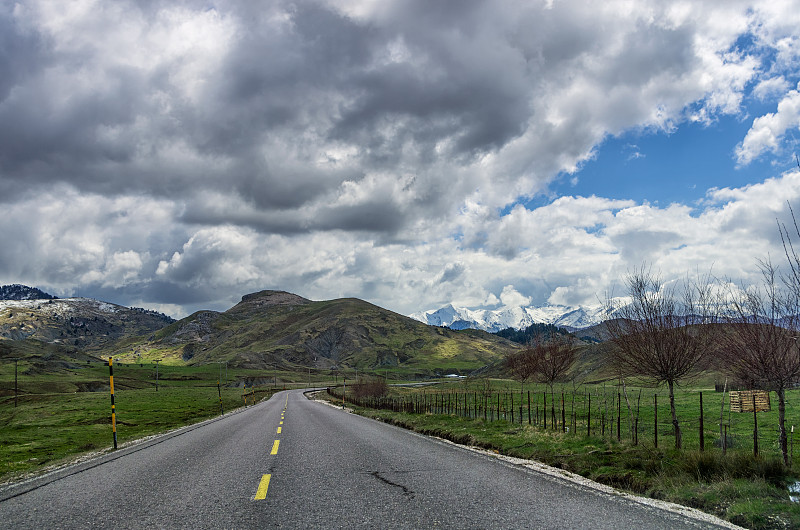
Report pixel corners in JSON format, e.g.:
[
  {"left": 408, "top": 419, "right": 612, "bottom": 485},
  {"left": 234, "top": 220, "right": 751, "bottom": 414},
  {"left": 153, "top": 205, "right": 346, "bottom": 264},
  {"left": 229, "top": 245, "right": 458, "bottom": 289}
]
[
  {"left": 277, "top": 426, "right": 282, "bottom": 434},
  {"left": 271, "top": 439, "right": 280, "bottom": 455},
  {"left": 279, "top": 420, "right": 283, "bottom": 425},
  {"left": 254, "top": 474, "right": 271, "bottom": 500}
]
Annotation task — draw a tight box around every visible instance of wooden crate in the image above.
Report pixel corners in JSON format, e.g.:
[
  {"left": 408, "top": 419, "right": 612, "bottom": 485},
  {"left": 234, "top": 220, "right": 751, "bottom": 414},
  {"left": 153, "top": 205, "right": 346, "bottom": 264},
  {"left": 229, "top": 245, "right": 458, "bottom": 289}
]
[{"left": 730, "top": 390, "right": 771, "bottom": 412}]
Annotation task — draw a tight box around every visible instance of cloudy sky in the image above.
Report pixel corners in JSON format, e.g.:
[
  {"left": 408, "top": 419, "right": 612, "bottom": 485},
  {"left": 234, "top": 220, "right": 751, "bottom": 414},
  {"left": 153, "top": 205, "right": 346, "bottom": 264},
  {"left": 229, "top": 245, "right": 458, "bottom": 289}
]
[{"left": 3, "top": 0, "right": 800, "bottom": 318}]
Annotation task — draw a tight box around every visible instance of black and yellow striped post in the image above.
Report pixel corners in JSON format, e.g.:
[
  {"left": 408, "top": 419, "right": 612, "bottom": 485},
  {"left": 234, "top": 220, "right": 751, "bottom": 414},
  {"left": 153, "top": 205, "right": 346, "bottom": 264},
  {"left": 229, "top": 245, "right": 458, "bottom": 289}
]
[{"left": 109, "top": 357, "right": 118, "bottom": 449}]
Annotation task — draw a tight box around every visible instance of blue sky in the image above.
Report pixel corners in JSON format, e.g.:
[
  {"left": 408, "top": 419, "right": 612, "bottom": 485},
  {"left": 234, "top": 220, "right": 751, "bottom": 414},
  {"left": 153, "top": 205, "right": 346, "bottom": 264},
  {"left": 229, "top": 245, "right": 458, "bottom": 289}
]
[
  {"left": 2, "top": 1, "right": 800, "bottom": 317},
  {"left": 550, "top": 104, "right": 795, "bottom": 208}
]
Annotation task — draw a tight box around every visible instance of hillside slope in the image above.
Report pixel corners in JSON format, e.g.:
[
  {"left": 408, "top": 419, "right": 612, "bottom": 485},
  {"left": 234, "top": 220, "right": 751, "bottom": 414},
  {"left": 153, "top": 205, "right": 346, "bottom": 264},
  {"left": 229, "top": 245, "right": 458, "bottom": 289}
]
[
  {"left": 114, "top": 290, "right": 519, "bottom": 376},
  {"left": 0, "top": 298, "right": 174, "bottom": 352}
]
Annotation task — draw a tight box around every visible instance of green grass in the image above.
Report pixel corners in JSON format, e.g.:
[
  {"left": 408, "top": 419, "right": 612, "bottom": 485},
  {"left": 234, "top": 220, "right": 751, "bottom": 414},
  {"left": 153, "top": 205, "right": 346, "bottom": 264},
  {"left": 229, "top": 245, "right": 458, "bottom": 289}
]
[
  {"left": 328, "top": 380, "right": 800, "bottom": 529},
  {"left": 0, "top": 361, "right": 295, "bottom": 483},
  {"left": 359, "top": 378, "right": 800, "bottom": 461}
]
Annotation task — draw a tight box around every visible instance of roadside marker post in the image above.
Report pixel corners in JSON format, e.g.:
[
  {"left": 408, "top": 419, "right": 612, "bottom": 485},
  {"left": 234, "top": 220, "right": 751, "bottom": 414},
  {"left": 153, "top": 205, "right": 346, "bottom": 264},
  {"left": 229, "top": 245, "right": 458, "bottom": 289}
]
[{"left": 108, "top": 358, "right": 117, "bottom": 450}]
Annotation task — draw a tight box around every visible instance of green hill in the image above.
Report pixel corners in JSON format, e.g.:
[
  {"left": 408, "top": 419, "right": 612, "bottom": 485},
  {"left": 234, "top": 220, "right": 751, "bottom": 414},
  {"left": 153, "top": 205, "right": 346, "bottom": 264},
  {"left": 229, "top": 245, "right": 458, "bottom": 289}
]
[{"left": 111, "top": 290, "right": 520, "bottom": 377}]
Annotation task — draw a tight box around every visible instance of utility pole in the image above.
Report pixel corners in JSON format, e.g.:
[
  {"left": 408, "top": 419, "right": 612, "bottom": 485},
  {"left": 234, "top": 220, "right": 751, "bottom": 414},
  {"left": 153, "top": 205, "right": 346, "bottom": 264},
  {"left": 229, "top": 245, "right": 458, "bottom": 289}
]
[
  {"left": 216, "top": 361, "right": 227, "bottom": 385},
  {"left": 154, "top": 359, "right": 161, "bottom": 392}
]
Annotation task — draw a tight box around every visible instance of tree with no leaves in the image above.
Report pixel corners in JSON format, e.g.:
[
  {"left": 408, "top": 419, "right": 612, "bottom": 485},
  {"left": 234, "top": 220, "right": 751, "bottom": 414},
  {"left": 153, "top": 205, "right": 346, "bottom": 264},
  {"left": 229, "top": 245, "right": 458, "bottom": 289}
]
[
  {"left": 533, "top": 335, "right": 578, "bottom": 393},
  {"left": 605, "top": 267, "right": 717, "bottom": 449},
  {"left": 505, "top": 344, "right": 539, "bottom": 404},
  {"left": 719, "top": 259, "right": 800, "bottom": 465},
  {"left": 506, "top": 335, "right": 577, "bottom": 412}
]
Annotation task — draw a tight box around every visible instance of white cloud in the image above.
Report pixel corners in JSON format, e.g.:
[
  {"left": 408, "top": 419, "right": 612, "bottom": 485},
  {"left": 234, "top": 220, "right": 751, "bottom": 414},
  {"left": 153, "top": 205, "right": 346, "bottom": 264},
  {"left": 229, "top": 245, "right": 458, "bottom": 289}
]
[
  {"left": 736, "top": 87, "right": 800, "bottom": 165},
  {"left": 753, "top": 76, "right": 790, "bottom": 101},
  {"left": 499, "top": 286, "right": 531, "bottom": 308}
]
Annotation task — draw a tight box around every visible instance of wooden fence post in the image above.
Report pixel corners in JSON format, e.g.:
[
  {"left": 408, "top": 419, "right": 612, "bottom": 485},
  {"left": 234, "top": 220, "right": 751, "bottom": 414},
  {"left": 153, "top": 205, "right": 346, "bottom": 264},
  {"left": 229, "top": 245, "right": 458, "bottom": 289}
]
[
  {"left": 587, "top": 393, "right": 591, "bottom": 436},
  {"left": 699, "top": 392, "right": 704, "bottom": 452},
  {"left": 753, "top": 393, "right": 759, "bottom": 457},
  {"left": 654, "top": 394, "right": 658, "bottom": 449},
  {"left": 543, "top": 391, "right": 547, "bottom": 429},
  {"left": 528, "top": 391, "right": 532, "bottom": 425},
  {"left": 723, "top": 424, "right": 728, "bottom": 455}
]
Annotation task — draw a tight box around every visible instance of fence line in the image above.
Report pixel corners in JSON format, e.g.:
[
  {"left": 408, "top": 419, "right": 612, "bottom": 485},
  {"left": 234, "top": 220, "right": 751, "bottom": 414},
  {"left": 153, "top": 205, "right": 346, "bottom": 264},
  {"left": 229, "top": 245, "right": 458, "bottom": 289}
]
[{"left": 327, "top": 385, "right": 796, "bottom": 462}]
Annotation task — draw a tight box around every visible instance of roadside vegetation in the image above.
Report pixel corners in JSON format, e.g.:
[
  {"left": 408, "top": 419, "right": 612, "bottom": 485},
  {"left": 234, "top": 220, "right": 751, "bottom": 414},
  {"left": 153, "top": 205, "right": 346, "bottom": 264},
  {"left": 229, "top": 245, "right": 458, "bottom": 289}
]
[
  {"left": 0, "top": 361, "right": 300, "bottom": 484},
  {"left": 327, "top": 378, "right": 800, "bottom": 529}
]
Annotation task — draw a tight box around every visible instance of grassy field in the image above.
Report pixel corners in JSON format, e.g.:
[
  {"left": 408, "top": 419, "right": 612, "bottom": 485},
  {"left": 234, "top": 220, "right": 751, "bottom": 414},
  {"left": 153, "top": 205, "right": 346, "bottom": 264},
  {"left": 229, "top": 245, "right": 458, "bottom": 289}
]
[
  {"left": 328, "top": 379, "right": 800, "bottom": 529},
  {"left": 0, "top": 360, "right": 309, "bottom": 483},
  {"left": 342, "top": 378, "right": 800, "bottom": 460}
]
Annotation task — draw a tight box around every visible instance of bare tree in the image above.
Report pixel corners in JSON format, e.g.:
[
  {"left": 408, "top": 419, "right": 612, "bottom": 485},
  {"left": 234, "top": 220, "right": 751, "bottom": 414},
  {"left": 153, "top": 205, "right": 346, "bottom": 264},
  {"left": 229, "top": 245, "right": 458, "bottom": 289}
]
[
  {"left": 533, "top": 335, "right": 578, "bottom": 393},
  {"left": 719, "top": 259, "right": 800, "bottom": 465},
  {"left": 505, "top": 345, "right": 539, "bottom": 404},
  {"left": 605, "top": 267, "right": 717, "bottom": 449},
  {"left": 505, "top": 335, "right": 577, "bottom": 427}
]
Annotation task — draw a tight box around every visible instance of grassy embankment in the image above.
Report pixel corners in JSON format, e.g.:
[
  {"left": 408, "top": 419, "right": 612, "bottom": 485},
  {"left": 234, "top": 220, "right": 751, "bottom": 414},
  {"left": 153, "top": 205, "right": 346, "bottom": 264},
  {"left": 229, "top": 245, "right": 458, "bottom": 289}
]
[{"left": 330, "top": 379, "right": 800, "bottom": 529}]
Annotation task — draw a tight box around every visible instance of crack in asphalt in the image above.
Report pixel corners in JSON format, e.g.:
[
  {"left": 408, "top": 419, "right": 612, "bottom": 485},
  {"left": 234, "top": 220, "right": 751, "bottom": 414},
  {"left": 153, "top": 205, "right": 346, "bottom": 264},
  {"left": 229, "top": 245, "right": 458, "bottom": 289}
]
[{"left": 370, "top": 471, "right": 416, "bottom": 499}]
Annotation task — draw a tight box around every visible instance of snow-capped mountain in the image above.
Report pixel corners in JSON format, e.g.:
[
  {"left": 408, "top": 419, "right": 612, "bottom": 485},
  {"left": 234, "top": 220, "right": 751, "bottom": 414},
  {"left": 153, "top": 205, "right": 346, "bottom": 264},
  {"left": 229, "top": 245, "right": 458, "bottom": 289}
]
[{"left": 410, "top": 302, "right": 609, "bottom": 332}]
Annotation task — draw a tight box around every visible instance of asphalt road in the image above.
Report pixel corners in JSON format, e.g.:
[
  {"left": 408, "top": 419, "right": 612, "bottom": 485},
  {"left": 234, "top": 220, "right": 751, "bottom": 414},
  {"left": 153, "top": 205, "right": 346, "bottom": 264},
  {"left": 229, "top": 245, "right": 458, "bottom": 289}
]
[{"left": 0, "top": 389, "right": 735, "bottom": 529}]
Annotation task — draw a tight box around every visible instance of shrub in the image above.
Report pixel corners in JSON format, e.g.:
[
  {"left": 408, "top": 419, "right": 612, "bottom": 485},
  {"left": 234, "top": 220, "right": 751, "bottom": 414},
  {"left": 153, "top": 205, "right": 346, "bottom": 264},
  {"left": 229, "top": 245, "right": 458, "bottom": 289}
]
[{"left": 351, "top": 376, "right": 388, "bottom": 399}]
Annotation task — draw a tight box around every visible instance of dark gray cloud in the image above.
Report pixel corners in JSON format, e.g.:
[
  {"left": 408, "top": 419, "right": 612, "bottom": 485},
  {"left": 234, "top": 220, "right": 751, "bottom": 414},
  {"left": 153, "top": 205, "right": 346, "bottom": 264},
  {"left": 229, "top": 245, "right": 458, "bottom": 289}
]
[{"left": 0, "top": 0, "right": 533, "bottom": 230}]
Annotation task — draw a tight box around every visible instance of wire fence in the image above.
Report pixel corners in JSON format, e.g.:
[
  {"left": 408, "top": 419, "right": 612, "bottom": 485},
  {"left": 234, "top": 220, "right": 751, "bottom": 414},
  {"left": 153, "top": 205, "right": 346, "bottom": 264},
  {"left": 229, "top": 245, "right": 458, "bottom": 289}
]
[{"left": 328, "top": 383, "right": 800, "bottom": 462}]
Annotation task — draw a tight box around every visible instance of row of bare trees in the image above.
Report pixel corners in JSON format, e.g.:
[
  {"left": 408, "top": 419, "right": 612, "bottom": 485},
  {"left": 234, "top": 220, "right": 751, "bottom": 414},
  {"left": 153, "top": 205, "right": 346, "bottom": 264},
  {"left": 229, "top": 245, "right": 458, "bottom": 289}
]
[
  {"left": 604, "top": 239, "right": 800, "bottom": 464},
  {"left": 508, "top": 212, "right": 800, "bottom": 466},
  {"left": 504, "top": 334, "right": 578, "bottom": 417}
]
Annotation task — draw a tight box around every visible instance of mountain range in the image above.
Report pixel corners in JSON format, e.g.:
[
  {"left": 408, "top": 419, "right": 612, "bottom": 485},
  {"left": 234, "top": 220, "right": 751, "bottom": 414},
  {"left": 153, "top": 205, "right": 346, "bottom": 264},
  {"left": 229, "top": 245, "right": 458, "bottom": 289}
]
[
  {"left": 0, "top": 286, "right": 520, "bottom": 376},
  {"left": 409, "top": 302, "right": 609, "bottom": 332},
  {"left": 121, "top": 290, "right": 519, "bottom": 375}
]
